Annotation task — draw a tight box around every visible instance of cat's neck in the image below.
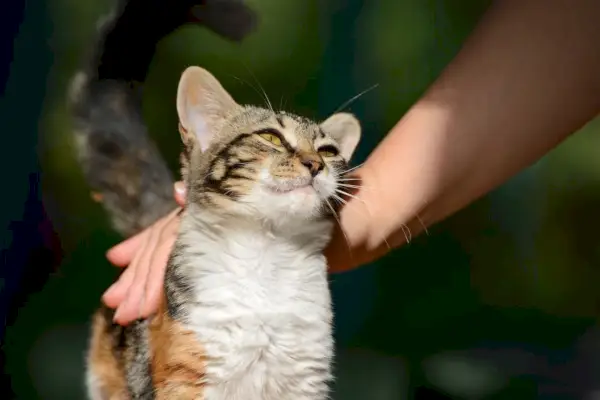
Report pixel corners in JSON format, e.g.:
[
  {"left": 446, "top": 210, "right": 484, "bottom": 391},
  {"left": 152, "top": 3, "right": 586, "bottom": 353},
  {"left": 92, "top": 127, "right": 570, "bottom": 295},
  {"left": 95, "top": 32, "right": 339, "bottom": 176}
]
[
  {"left": 171, "top": 203, "right": 333, "bottom": 282},
  {"left": 182, "top": 203, "right": 332, "bottom": 252}
]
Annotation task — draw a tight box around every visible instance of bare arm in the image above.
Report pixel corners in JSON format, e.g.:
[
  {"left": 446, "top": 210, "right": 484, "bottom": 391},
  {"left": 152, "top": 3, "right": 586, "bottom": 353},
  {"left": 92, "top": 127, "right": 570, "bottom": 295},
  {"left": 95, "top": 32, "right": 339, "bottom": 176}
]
[
  {"left": 106, "top": 0, "right": 600, "bottom": 324},
  {"left": 327, "top": 0, "right": 600, "bottom": 272}
]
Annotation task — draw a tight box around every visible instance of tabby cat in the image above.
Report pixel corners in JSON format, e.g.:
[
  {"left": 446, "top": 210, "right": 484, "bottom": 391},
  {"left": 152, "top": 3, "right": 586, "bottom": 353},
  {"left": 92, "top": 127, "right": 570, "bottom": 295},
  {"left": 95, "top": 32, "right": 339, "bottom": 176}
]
[
  {"left": 84, "top": 64, "right": 361, "bottom": 399},
  {"left": 70, "top": 2, "right": 361, "bottom": 398}
]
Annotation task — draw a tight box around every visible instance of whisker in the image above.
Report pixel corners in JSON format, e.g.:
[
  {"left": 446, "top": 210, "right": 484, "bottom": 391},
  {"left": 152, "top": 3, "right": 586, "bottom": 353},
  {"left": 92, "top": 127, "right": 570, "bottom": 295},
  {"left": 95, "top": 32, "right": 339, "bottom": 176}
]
[
  {"left": 337, "top": 188, "right": 412, "bottom": 245},
  {"left": 399, "top": 224, "right": 412, "bottom": 244},
  {"left": 332, "top": 83, "right": 380, "bottom": 114},
  {"left": 339, "top": 162, "right": 365, "bottom": 173},
  {"left": 338, "top": 175, "right": 428, "bottom": 242},
  {"left": 330, "top": 193, "right": 348, "bottom": 206},
  {"left": 340, "top": 162, "right": 366, "bottom": 175},
  {"left": 334, "top": 189, "right": 364, "bottom": 205},
  {"left": 337, "top": 183, "right": 362, "bottom": 190},
  {"left": 241, "top": 62, "right": 274, "bottom": 114},
  {"left": 227, "top": 74, "right": 267, "bottom": 107},
  {"left": 415, "top": 214, "right": 429, "bottom": 236},
  {"left": 332, "top": 190, "right": 394, "bottom": 250},
  {"left": 336, "top": 183, "right": 378, "bottom": 192}
]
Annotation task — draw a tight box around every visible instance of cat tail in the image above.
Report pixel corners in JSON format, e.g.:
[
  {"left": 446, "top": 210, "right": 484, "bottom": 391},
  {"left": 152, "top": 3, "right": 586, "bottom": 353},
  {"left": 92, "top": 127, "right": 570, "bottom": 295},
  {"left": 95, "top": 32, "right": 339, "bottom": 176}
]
[{"left": 68, "top": 0, "right": 257, "bottom": 237}]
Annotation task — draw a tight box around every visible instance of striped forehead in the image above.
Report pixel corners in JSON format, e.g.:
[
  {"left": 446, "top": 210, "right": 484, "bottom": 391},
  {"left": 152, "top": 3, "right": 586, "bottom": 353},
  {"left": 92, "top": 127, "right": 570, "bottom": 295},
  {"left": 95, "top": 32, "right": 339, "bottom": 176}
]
[
  {"left": 230, "top": 108, "right": 338, "bottom": 152},
  {"left": 272, "top": 112, "right": 324, "bottom": 151}
]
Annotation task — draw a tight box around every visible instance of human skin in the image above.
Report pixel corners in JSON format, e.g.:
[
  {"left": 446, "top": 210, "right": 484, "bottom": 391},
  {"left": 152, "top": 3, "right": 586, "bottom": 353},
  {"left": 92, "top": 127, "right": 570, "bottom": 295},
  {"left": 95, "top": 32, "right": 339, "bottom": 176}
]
[{"left": 104, "top": 0, "right": 600, "bottom": 325}]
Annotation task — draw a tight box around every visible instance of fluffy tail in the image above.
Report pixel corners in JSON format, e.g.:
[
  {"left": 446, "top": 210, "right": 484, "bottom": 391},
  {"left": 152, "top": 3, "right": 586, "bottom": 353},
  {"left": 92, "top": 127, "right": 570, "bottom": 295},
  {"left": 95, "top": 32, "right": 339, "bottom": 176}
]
[{"left": 68, "top": 0, "right": 256, "bottom": 237}]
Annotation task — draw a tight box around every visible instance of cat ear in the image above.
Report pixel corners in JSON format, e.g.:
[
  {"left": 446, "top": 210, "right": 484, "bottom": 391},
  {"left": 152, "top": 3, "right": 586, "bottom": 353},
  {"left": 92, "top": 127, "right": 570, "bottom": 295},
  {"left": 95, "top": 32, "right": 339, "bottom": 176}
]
[
  {"left": 176, "top": 66, "right": 239, "bottom": 152},
  {"left": 320, "top": 113, "right": 361, "bottom": 161}
]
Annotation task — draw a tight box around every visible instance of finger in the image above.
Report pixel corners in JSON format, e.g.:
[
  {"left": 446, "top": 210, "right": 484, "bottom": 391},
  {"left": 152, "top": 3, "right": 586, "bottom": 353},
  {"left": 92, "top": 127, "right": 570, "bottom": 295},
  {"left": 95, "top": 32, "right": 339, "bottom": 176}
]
[
  {"left": 174, "top": 181, "right": 186, "bottom": 206},
  {"left": 107, "top": 205, "right": 181, "bottom": 267},
  {"left": 102, "top": 263, "right": 136, "bottom": 308},
  {"left": 140, "top": 229, "right": 177, "bottom": 318},
  {"left": 139, "top": 212, "right": 181, "bottom": 317},
  {"left": 113, "top": 209, "right": 180, "bottom": 324},
  {"left": 112, "top": 227, "right": 154, "bottom": 324},
  {"left": 106, "top": 228, "right": 150, "bottom": 267},
  {"left": 104, "top": 216, "right": 169, "bottom": 307}
]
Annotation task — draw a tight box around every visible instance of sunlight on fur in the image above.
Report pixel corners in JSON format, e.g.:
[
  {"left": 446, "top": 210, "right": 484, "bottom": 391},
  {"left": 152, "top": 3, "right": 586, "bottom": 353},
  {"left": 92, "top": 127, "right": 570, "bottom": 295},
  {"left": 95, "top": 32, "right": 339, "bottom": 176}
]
[{"left": 85, "top": 65, "right": 363, "bottom": 400}]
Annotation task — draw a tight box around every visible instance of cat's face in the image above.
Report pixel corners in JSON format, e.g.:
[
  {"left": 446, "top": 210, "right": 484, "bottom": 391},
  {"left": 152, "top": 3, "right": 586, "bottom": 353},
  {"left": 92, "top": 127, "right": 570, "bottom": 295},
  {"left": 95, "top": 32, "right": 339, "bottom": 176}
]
[{"left": 177, "top": 67, "right": 361, "bottom": 223}]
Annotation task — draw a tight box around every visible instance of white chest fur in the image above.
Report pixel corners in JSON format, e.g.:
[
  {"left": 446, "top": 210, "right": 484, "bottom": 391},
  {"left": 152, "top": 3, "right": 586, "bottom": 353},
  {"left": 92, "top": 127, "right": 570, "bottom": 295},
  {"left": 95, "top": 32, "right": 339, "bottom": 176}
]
[{"left": 175, "top": 212, "right": 334, "bottom": 400}]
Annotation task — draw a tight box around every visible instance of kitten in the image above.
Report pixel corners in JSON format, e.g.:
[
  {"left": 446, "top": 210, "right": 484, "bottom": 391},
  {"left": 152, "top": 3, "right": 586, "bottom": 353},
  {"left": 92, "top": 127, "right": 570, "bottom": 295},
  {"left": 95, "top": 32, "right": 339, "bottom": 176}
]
[
  {"left": 85, "top": 66, "right": 361, "bottom": 400},
  {"left": 70, "top": 2, "right": 361, "bottom": 398}
]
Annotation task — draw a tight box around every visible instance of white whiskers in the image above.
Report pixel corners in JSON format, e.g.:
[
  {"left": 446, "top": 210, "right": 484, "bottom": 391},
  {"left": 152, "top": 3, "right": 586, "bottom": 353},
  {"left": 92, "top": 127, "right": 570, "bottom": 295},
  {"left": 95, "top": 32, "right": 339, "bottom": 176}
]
[
  {"left": 330, "top": 189, "right": 394, "bottom": 250},
  {"left": 332, "top": 84, "right": 380, "bottom": 114},
  {"left": 242, "top": 63, "right": 275, "bottom": 114},
  {"left": 334, "top": 171, "right": 431, "bottom": 244}
]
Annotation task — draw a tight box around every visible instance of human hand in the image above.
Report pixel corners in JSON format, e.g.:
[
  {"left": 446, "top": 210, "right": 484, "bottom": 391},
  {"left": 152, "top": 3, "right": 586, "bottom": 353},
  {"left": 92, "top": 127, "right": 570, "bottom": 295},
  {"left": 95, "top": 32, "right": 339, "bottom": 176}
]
[{"left": 102, "top": 182, "right": 187, "bottom": 325}]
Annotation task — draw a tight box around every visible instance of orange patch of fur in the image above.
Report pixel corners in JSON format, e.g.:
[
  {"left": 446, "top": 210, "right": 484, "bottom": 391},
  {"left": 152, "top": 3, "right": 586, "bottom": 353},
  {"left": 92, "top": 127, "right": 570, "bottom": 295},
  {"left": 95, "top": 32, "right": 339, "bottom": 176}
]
[
  {"left": 149, "top": 297, "right": 208, "bottom": 399},
  {"left": 88, "top": 310, "right": 129, "bottom": 399}
]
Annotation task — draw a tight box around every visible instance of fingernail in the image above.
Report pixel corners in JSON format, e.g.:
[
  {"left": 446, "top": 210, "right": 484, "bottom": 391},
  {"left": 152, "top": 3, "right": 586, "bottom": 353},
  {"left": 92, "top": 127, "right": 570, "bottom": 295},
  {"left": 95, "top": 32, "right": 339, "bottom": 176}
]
[{"left": 174, "top": 182, "right": 186, "bottom": 195}]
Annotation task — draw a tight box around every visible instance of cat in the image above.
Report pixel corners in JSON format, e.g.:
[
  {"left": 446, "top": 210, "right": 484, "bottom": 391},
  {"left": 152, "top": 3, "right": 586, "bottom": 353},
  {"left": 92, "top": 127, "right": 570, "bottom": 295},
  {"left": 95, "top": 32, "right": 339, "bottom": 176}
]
[
  {"left": 84, "top": 65, "right": 361, "bottom": 399},
  {"left": 69, "top": 2, "right": 362, "bottom": 399}
]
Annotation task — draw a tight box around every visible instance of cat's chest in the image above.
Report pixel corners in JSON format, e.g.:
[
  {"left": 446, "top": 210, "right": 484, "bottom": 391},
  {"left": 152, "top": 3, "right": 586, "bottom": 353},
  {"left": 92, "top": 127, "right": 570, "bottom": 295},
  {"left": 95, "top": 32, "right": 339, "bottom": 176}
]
[
  {"left": 180, "top": 228, "right": 330, "bottom": 314},
  {"left": 185, "top": 239, "right": 332, "bottom": 333},
  {"left": 176, "top": 230, "right": 333, "bottom": 399}
]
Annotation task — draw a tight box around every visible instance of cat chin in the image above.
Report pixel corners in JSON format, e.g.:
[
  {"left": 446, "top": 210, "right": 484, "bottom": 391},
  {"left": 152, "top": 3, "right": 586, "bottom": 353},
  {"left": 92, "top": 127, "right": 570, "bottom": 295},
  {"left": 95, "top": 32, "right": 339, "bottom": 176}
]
[
  {"left": 236, "top": 186, "right": 326, "bottom": 223},
  {"left": 266, "top": 185, "right": 315, "bottom": 196}
]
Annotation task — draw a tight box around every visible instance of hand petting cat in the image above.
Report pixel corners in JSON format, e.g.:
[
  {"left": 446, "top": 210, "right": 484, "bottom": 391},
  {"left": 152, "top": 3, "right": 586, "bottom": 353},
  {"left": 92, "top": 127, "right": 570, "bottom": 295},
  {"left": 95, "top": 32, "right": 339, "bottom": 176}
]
[
  {"left": 101, "top": 0, "right": 600, "bottom": 328},
  {"left": 102, "top": 174, "right": 383, "bottom": 326},
  {"left": 103, "top": 182, "right": 186, "bottom": 325}
]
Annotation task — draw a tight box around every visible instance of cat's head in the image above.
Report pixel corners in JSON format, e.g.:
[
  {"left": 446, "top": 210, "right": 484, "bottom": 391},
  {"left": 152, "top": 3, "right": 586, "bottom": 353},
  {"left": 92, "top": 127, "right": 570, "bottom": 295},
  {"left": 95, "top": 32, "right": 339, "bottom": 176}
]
[{"left": 176, "top": 66, "right": 361, "bottom": 224}]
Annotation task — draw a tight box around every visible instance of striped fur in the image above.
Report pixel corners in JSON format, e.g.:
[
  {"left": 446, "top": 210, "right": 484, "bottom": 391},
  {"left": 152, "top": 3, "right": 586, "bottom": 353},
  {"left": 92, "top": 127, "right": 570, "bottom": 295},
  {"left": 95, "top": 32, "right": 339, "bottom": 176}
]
[
  {"left": 86, "top": 66, "right": 362, "bottom": 399},
  {"left": 82, "top": 19, "right": 361, "bottom": 397}
]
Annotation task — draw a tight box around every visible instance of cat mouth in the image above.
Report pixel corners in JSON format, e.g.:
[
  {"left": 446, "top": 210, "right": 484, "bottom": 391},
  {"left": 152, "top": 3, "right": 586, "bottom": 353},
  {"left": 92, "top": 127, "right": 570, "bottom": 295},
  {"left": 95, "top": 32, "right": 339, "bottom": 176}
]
[
  {"left": 267, "top": 183, "right": 315, "bottom": 195},
  {"left": 264, "top": 177, "right": 315, "bottom": 194}
]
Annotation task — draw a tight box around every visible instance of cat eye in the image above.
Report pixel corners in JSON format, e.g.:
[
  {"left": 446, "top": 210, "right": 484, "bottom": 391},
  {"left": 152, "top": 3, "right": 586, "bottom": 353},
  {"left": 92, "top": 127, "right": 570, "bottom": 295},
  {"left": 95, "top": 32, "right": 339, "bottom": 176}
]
[
  {"left": 317, "top": 145, "right": 339, "bottom": 158},
  {"left": 258, "top": 132, "right": 282, "bottom": 146}
]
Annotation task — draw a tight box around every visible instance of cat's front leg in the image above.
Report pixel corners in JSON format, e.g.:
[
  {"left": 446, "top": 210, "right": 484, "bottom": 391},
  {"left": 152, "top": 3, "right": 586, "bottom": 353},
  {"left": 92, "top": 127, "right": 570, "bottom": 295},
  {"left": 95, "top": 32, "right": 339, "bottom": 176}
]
[{"left": 149, "top": 301, "right": 207, "bottom": 400}]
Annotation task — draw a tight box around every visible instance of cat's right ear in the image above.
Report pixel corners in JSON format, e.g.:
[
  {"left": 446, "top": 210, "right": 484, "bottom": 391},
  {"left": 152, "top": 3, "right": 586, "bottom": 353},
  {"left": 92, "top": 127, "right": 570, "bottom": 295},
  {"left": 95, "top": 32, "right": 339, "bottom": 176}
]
[{"left": 176, "top": 66, "right": 239, "bottom": 152}]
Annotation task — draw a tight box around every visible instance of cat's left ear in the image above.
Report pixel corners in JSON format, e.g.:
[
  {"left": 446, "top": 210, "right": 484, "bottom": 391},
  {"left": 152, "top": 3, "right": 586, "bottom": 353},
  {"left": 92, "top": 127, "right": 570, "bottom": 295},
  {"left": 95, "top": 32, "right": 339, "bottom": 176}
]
[
  {"left": 320, "top": 113, "right": 361, "bottom": 161},
  {"left": 177, "top": 66, "right": 239, "bottom": 152}
]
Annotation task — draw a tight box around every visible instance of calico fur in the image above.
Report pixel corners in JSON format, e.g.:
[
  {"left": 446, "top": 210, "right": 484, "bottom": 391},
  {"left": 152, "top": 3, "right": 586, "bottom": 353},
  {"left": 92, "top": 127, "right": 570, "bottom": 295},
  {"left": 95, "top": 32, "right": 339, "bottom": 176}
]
[
  {"left": 88, "top": 67, "right": 360, "bottom": 400},
  {"left": 73, "top": 3, "right": 362, "bottom": 399},
  {"left": 85, "top": 67, "right": 362, "bottom": 399}
]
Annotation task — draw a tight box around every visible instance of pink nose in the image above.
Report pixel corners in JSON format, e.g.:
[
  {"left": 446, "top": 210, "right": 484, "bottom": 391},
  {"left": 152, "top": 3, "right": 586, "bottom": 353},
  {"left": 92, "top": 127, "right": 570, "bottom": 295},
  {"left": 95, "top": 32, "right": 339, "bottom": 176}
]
[{"left": 300, "top": 158, "right": 324, "bottom": 177}]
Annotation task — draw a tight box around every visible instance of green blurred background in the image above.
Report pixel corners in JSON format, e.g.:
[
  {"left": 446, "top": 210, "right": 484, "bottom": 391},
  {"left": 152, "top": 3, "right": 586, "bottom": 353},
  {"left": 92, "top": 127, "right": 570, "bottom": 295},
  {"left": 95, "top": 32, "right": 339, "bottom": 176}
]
[{"left": 5, "top": 0, "right": 600, "bottom": 398}]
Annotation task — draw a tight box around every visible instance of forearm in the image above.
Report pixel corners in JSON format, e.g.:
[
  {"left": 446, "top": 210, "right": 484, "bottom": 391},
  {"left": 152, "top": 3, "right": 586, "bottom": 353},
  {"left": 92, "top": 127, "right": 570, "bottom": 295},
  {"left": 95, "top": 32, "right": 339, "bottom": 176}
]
[{"left": 327, "top": 0, "right": 600, "bottom": 272}]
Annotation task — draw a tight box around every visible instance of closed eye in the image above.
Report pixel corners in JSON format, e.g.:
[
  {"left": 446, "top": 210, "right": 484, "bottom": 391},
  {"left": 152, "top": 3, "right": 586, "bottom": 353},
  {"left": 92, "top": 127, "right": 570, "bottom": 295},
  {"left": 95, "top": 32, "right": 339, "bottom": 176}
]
[
  {"left": 255, "top": 128, "right": 286, "bottom": 148},
  {"left": 258, "top": 132, "right": 282, "bottom": 146},
  {"left": 317, "top": 145, "right": 339, "bottom": 158}
]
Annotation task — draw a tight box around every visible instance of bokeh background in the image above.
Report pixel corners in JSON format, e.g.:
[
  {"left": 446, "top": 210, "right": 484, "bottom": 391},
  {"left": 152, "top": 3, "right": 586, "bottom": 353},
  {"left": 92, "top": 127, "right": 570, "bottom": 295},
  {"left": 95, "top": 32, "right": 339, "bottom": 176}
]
[{"left": 4, "top": 0, "right": 600, "bottom": 398}]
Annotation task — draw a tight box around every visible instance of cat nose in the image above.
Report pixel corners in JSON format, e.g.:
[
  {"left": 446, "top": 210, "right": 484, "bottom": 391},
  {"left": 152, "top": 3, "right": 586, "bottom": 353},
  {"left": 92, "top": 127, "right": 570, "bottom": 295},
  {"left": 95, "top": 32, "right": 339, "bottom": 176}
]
[{"left": 300, "top": 158, "right": 324, "bottom": 177}]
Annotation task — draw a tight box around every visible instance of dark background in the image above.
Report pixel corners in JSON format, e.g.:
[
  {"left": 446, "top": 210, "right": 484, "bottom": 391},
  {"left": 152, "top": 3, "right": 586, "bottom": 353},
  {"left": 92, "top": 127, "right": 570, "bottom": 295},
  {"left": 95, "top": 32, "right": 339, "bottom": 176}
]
[{"left": 3, "top": 0, "right": 600, "bottom": 398}]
